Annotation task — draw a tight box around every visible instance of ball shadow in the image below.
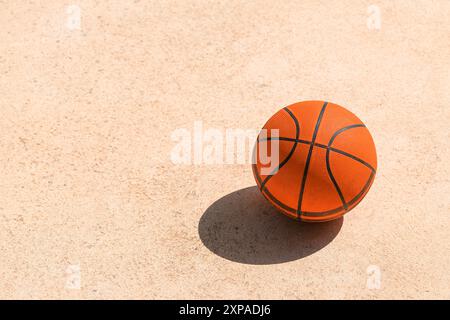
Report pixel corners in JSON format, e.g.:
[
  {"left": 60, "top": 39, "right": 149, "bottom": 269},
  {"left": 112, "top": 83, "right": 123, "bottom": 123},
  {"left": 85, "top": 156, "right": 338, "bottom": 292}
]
[{"left": 198, "top": 186, "right": 343, "bottom": 265}]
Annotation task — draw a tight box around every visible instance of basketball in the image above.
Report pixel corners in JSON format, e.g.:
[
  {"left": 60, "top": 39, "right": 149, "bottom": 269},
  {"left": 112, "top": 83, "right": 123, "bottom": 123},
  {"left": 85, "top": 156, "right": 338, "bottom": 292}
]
[{"left": 253, "top": 101, "right": 377, "bottom": 222}]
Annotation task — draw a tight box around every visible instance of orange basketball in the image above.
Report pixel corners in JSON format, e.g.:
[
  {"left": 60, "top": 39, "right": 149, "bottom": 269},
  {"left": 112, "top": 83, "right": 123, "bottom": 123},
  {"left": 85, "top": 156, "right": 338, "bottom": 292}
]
[{"left": 253, "top": 101, "right": 377, "bottom": 222}]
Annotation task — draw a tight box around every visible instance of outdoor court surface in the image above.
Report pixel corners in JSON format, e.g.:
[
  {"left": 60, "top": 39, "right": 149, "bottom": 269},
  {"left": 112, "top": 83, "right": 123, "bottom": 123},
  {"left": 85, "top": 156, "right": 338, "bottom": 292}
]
[{"left": 0, "top": 1, "right": 449, "bottom": 299}]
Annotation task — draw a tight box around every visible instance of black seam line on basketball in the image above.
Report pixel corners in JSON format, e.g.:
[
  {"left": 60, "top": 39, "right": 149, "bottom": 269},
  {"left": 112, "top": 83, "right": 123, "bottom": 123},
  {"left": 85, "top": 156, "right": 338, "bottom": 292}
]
[
  {"left": 261, "top": 186, "right": 297, "bottom": 214},
  {"left": 252, "top": 163, "right": 262, "bottom": 185},
  {"left": 254, "top": 153, "right": 375, "bottom": 216},
  {"left": 318, "top": 145, "right": 375, "bottom": 173},
  {"left": 259, "top": 136, "right": 376, "bottom": 173},
  {"left": 326, "top": 149, "right": 348, "bottom": 210},
  {"left": 301, "top": 171, "right": 375, "bottom": 216},
  {"left": 328, "top": 124, "right": 366, "bottom": 145},
  {"left": 296, "top": 101, "right": 328, "bottom": 217},
  {"left": 259, "top": 107, "right": 300, "bottom": 191},
  {"left": 325, "top": 124, "right": 367, "bottom": 211},
  {"left": 259, "top": 170, "right": 375, "bottom": 217},
  {"left": 258, "top": 136, "right": 311, "bottom": 144}
]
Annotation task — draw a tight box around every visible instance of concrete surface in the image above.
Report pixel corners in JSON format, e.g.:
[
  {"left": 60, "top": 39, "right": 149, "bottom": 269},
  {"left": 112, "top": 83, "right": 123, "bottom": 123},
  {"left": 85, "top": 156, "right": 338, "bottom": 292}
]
[{"left": 0, "top": 1, "right": 449, "bottom": 299}]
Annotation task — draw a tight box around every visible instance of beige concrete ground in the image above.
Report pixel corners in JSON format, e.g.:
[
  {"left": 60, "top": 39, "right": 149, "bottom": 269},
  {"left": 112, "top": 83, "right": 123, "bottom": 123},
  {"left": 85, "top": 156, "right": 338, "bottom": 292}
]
[{"left": 0, "top": 1, "right": 449, "bottom": 299}]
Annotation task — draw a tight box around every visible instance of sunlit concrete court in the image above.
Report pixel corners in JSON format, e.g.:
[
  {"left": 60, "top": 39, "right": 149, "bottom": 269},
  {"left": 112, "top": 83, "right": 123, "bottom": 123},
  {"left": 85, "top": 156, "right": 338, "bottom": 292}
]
[{"left": 0, "top": 1, "right": 449, "bottom": 299}]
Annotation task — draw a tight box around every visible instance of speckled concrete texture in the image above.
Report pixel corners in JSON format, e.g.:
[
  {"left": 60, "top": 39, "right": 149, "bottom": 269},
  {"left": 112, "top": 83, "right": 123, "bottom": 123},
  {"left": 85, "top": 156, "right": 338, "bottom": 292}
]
[{"left": 0, "top": 1, "right": 449, "bottom": 299}]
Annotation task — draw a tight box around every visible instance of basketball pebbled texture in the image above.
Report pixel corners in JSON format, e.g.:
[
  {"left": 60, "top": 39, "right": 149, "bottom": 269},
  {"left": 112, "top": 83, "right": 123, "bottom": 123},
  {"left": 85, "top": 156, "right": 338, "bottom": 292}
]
[{"left": 253, "top": 101, "right": 377, "bottom": 222}]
